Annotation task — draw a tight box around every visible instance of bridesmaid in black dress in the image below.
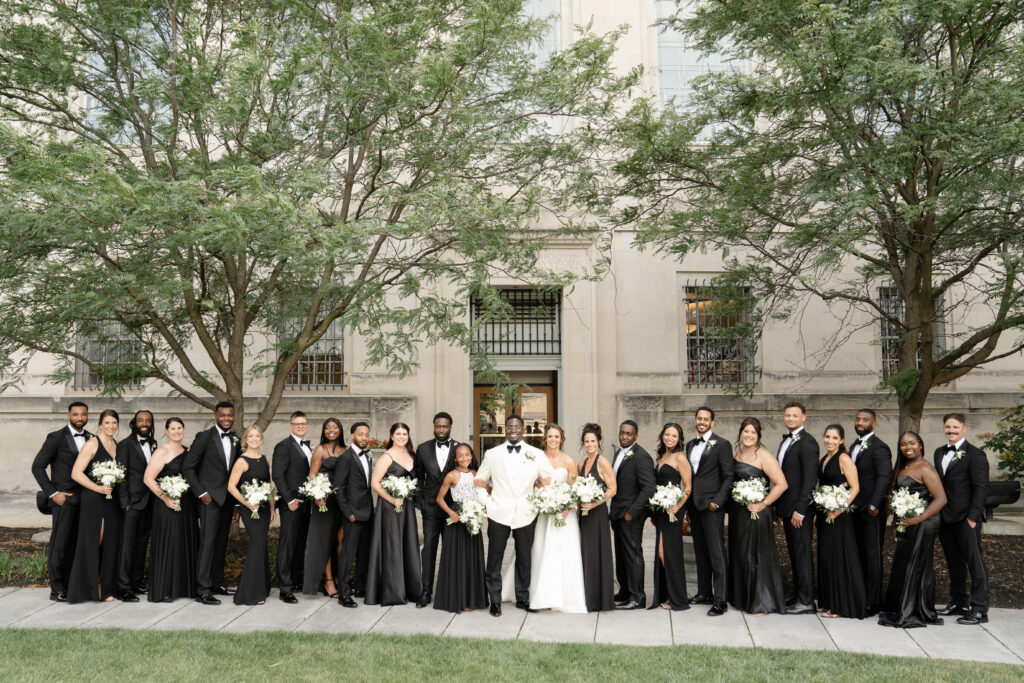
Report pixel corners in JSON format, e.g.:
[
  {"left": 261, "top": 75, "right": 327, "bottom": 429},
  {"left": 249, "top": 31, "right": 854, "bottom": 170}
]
[
  {"left": 143, "top": 417, "right": 199, "bottom": 602},
  {"left": 577, "top": 423, "right": 616, "bottom": 612},
  {"left": 649, "top": 423, "right": 692, "bottom": 610},
  {"left": 816, "top": 424, "right": 867, "bottom": 619},
  {"left": 67, "top": 409, "right": 124, "bottom": 603},
  {"left": 302, "top": 418, "right": 346, "bottom": 597},
  {"left": 228, "top": 425, "right": 275, "bottom": 606},
  {"left": 728, "top": 417, "right": 788, "bottom": 614},
  {"left": 365, "top": 422, "right": 422, "bottom": 605},
  {"left": 434, "top": 444, "right": 488, "bottom": 613},
  {"left": 879, "top": 431, "right": 948, "bottom": 628}
]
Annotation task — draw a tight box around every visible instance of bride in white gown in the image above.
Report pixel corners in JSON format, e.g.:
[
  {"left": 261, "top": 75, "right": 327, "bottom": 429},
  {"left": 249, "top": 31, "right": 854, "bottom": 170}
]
[{"left": 501, "top": 424, "right": 587, "bottom": 613}]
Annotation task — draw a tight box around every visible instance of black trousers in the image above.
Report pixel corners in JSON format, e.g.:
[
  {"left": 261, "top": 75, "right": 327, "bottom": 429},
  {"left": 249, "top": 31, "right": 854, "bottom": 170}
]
[
  {"left": 485, "top": 518, "right": 535, "bottom": 604},
  {"left": 47, "top": 498, "right": 80, "bottom": 594},
  {"left": 276, "top": 501, "right": 310, "bottom": 593},
  {"left": 118, "top": 505, "right": 152, "bottom": 592},
  {"left": 612, "top": 515, "right": 647, "bottom": 605},
  {"left": 852, "top": 510, "right": 883, "bottom": 609},
  {"left": 337, "top": 516, "right": 371, "bottom": 600},
  {"left": 196, "top": 498, "right": 234, "bottom": 594},
  {"left": 690, "top": 505, "right": 728, "bottom": 602},
  {"left": 419, "top": 508, "right": 445, "bottom": 598},
  {"left": 782, "top": 512, "right": 814, "bottom": 606},
  {"left": 940, "top": 519, "right": 989, "bottom": 612}
]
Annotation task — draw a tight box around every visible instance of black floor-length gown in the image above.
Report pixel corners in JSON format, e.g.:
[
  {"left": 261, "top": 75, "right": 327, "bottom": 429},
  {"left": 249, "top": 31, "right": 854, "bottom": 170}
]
[
  {"left": 817, "top": 454, "right": 867, "bottom": 618},
  {"left": 728, "top": 461, "right": 785, "bottom": 614},
  {"left": 148, "top": 451, "right": 198, "bottom": 602},
  {"left": 650, "top": 464, "right": 689, "bottom": 610},
  {"left": 579, "top": 459, "right": 615, "bottom": 612},
  {"left": 234, "top": 454, "right": 272, "bottom": 606},
  {"left": 879, "top": 475, "right": 943, "bottom": 628},
  {"left": 302, "top": 453, "right": 342, "bottom": 596},
  {"left": 67, "top": 439, "right": 123, "bottom": 603},
  {"left": 365, "top": 460, "right": 421, "bottom": 605},
  {"left": 433, "top": 472, "right": 488, "bottom": 613}
]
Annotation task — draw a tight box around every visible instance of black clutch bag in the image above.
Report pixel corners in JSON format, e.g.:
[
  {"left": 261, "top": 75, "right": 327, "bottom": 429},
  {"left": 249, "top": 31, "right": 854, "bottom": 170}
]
[{"left": 36, "top": 490, "right": 53, "bottom": 515}]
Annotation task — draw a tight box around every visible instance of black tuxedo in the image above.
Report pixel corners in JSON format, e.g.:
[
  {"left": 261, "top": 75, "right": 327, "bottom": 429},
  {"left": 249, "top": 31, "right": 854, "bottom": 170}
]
[
  {"left": 848, "top": 434, "right": 892, "bottom": 610},
  {"left": 773, "top": 428, "right": 819, "bottom": 607},
  {"left": 414, "top": 439, "right": 457, "bottom": 599},
  {"left": 272, "top": 436, "right": 312, "bottom": 594},
  {"left": 116, "top": 436, "right": 156, "bottom": 593},
  {"left": 684, "top": 434, "right": 734, "bottom": 603},
  {"left": 184, "top": 426, "right": 240, "bottom": 594},
  {"left": 334, "top": 445, "right": 374, "bottom": 599},
  {"left": 935, "top": 440, "right": 989, "bottom": 612},
  {"left": 609, "top": 443, "right": 656, "bottom": 606},
  {"left": 31, "top": 426, "right": 93, "bottom": 594}
]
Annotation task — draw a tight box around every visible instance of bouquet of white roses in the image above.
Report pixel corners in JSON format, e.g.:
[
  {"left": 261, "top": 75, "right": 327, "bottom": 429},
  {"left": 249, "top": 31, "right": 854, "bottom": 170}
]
[
  {"left": 157, "top": 474, "right": 189, "bottom": 511},
  {"left": 528, "top": 481, "right": 575, "bottom": 527},
  {"left": 381, "top": 474, "right": 418, "bottom": 513},
  {"left": 571, "top": 475, "right": 606, "bottom": 516},
  {"left": 298, "top": 473, "right": 335, "bottom": 512},
  {"left": 648, "top": 483, "right": 685, "bottom": 523},
  {"left": 811, "top": 484, "right": 852, "bottom": 524},
  {"left": 889, "top": 487, "right": 927, "bottom": 533},
  {"left": 448, "top": 499, "right": 487, "bottom": 536},
  {"left": 240, "top": 480, "right": 276, "bottom": 519},
  {"left": 90, "top": 460, "right": 126, "bottom": 499},
  {"left": 732, "top": 477, "right": 768, "bottom": 520}
]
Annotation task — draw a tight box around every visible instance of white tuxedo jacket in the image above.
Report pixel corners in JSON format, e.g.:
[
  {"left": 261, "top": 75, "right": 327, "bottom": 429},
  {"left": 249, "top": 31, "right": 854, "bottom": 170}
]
[{"left": 476, "top": 441, "right": 554, "bottom": 529}]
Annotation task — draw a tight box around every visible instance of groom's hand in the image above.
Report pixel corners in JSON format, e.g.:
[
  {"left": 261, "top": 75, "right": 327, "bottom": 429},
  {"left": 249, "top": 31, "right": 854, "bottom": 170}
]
[{"left": 624, "top": 512, "right": 633, "bottom": 522}]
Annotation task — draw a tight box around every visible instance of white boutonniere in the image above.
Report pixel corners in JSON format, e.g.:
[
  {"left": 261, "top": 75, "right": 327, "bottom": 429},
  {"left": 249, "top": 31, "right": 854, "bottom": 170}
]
[
  {"left": 953, "top": 449, "right": 966, "bottom": 462},
  {"left": 623, "top": 449, "right": 635, "bottom": 461},
  {"left": 84, "top": 433, "right": 92, "bottom": 441},
  {"left": 791, "top": 433, "right": 802, "bottom": 443},
  {"left": 231, "top": 435, "right": 239, "bottom": 446},
  {"left": 524, "top": 451, "right": 535, "bottom": 462},
  {"left": 707, "top": 439, "right": 717, "bottom": 448},
  {"left": 861, "top": 438, "right": 870, "bottom": 450}
]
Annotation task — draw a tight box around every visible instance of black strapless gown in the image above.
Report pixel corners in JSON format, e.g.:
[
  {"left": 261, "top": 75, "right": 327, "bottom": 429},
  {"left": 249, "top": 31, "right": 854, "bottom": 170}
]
[
  {"left": 234, "top": 455, "right": 272, "bottom": 605},
  {"left": 67, "top": 440, "right": 123, "bottom": 603},
  {"left": 728, "top": 461, "right": 785, "bottom": 613},
  {"left": 148, "top": 451, "right": 199, "bottom": 602},
  {"left": 365, "top": 460, "right": 421, "bottom": 605},
  {"left": 816, "top": 454, "right": 867, "bottom": 618},
  {"left": 302, "top": 454, "right": 342, "bottom": 595},
  {"left": 433, "top": 479, "right": 488, "bottom": 613},
  {"left": 579, "top": 459, "right": 615, "bottom": 612},
  {"left": 650, "top": 464, "right": 689, "bottom": 610},
  {"left": 879, "top": 475, "right": 943, "bottom": 628}
]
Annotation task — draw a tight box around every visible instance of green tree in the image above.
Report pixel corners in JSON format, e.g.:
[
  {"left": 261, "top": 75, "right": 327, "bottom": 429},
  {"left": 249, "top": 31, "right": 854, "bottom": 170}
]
[
  {"left": 611, "top": 0, "right": 1024, "bottom": 431},
  {"left": 983, "top": 388, "right": 1024, "bottom": 480},
  {"left": 0, "top": 0, "right": 632, "bottom": 426}
]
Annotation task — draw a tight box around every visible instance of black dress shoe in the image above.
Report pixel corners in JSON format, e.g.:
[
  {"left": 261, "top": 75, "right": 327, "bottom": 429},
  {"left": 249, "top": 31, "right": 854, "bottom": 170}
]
[
  {"left": 786, "top": 603, "right": 816, "bottom": 615},
  {"left": 280, "top": 592, "right": 298, "bottom": 604},
  {"left": 196, "top": 594, "right": 222, "bottom": 606},
  {"left": 689, "top": 594, "right": 713, "bottom": 605},
  {"left": 707, "top": 602, "right": 728, "bottom": 616},
  {"left": 615, "top": 600, "right": 642, "bottom": 610},
  {"left": 613, "top": 592, "right": 628, "bottom": 603},
  {"left": 865, "top": 606, "right": 879, "bottom": 618},
  {"left": 213, "top": 585, "right": 235, "bottom": 596},
  {"left": 784, "top": 597, "right": 797, "bottom": 607},
  {"left": 938, "top": 603, "right": 969, "bottom": 616},
  {"left": 353, "top": 589, "right": 366, "bottom": 598},
  {"left": 515, "top": 600, "right": 538, "bottom": 613},
  {"left": 49, "top": 591, "right": 67, "bottom": 602},
  {"left": 339, "top": 596, "right": 358, "bottom": 608},
  {"left": 490, "top": 603, "right": 502, "bottom": 617},
  {"left": 956, "top": 610, "right": 988, "bottom": 625},
  {"left": 416, "top": 594, "right": 431, "bottom": 608},
  {"left": 119, "top": 592, "right": 140, "bottom": 603},
  {"left": 133, "top": 584, "right": 148, "bottom": 594}
]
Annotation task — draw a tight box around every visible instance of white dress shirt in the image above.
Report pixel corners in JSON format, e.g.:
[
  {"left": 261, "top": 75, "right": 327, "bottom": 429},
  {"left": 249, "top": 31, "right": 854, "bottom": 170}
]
[
  {"left": 850, "top": 431, "right": 874, "bottom": 464},
  {"left": 942, "top": 437, "right": 966, "bottom": 474},
  {"left": 777, "top": 426, "right": 804, "bottom": 467},
  {"left": 612, "top": 444, "right": 635, "bottom": 475},
  {"left": 690, "top": 431, "right": 713, "bottom": 475}
]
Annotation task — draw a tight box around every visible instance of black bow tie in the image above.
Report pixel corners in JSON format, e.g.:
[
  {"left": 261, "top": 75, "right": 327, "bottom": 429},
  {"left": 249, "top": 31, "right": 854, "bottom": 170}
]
[
  {"left": 300, "top": 440, "right": 311, "bottom": 448},
  {"left": 945, "top": 444, "right": 958, "bottom": 453},
  {"left": 72, "top": 432, "right": 86, "bottom": 439},
  {"left": 507, "top": 444, "right": 521, "bottom": 453},
  {"left": 781, "top": 433, "right": 792, "bottom": 441},
  {"left": 851, "top": 438, "right": 862, "bottom": 448},
  {"left": 219, "top": 431, "right": 234, "bottom": 439},
  {"left": 139, "top": 438, "right": 151, "bottom": 445},
  {"left": 436, "top": 440, "right": 452, "bottom": 449}
]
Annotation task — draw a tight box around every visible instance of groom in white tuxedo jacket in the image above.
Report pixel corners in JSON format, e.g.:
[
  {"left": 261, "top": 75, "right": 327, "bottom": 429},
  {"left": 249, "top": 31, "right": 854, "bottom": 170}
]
[{"left": 476, "top": 415, "right": 554, "bottom": 616}]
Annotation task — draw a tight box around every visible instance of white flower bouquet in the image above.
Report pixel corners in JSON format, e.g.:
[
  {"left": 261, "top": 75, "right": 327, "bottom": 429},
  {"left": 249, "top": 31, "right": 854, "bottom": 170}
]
[
  {"left": 157, "top": 474, "right": 189, "bottom": 511},
  {"left": 240, "top": 480, "right": 275, "bottom": 519},
  {"left": 889, "top": 487, "right": 927, "bottom": 533},
  {"left": 90, "top": 460, "right": 126, "bottom": 499},
  {"left": 648, "top": 483, "right": 685, "bottom": 523},
  {"left": 381, "top": 474, "right": 418, "bottom": 513},
  {"left": 528, "top": 481, "right": 575, "bottom": 527},
  {"left": 448, "top": 499, "right": 487, "bottom": 536},
  {"left": 732, "top": 477, "right": 768, "bottom": 519},
  {"left": 298, "top": 473, "right": 335, "bottom": 512},
  {"left": 811, "top": 484, "right": 852, "bottom": 524},
  {"left": 571, "top": 475, "right": 606, "bottom": 516}
]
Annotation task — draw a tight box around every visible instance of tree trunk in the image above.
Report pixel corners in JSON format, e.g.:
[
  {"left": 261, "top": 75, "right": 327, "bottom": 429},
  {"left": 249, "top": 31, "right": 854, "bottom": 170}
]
[{"left": 898, "top": 384, "right": 929, "bottom": 435}]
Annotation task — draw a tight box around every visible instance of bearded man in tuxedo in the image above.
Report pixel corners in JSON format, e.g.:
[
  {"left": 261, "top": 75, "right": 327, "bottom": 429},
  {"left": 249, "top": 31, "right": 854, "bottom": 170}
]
[
  {"left": 115, "top": 409, "right": 157, "bottom": 602},
  {"left": 414, "top": 411, "right": 458, "bottom": 608}
]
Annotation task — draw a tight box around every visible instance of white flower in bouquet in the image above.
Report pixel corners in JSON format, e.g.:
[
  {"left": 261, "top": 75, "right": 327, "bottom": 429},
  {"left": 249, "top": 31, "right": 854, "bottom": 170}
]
[
  {"left": 381, "top": 474, "right": 418, "bottom": 513},
  {"left": 889, "top": 487, "right": 927, "bottom": 533},
  {"left": 732, "top": 477, "right": 768, "bottom": 519},
  {"left": 527, "top": 481, "right": 575, "bottom": 527},
  {"left": 240, "top": 480, "right": 275, "bottom": 519},
  {"left": 811, "top": 484, "right": 851, "bottom": 524},
  {"left": 648, "top": 483, "right": 685, "bottom": 523},
  {"left": 90, "top": 460, "right": 126, "bottom": 499},
  {"left": 298, "top": 473, "right": 335, "bottom": 512},
  {"left": 157, "top": 474, "right": 189, "bottom": 511},
  {"left": 448, "top": 499, "right": 487, "bottom": 536},
  {"left": 571, "top": 475, "right": 606, "bottom": 516}
]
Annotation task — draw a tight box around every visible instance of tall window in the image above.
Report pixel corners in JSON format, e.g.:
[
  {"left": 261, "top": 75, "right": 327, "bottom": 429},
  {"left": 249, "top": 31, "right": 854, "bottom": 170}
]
[
  {"left": 878, "top": 286, "right": 947, "bottom": 381},
  {"left": 524, "top": 0, "right": 560, "bottom": 67},
  {"left": 73, "top": 322, "right": 142, "bottom": 390},
  {"left": 283, "top": 318, "right": 346, "bottom": 389},
  {"left": 471, "top": 288, "right": 562, "bottom": 356},
  {"left": 683, "top": 281, "right": 754, "bottom": 386}
]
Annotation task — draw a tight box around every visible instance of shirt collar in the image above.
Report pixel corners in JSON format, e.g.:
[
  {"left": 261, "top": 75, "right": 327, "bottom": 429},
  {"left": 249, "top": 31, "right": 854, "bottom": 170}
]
[
  {"left": 292, "top": 433, "right": 307, "bottom": 446},
  {"left": 790, "top": 426, "right": 805, "bottom": 436},
  {"left": 68, "top": 423, "right": 84, "bottom": 436},
  {"left": 950, "top": 437, "right": 966, "bottom": 450},
  {"left": 860, "top": 431, "right": 875, "bottom": 442}
]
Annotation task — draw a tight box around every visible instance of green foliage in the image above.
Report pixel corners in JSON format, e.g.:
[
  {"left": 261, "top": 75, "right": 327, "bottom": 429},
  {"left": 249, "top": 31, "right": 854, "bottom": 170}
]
[{"left": 983, "top": 389, "right": 1024, "bottom": 481}]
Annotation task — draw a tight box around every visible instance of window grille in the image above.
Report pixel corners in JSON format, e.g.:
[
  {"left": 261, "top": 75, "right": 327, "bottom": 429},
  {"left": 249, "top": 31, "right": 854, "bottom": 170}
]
[
  {"left": 878, "top": 286, "right": 947, "bottom": 381},
  {"left": 471, "top": 289, "right": 561, "bottom": 356},
  {"left": 683, "top": 281, "right": 754, "bottom": 386},
  {"left": 283, "top": 318, "right": 346, "bottom": 389},
  {"left": 73, "top": 322, "right": 142, "bottom": 390}
]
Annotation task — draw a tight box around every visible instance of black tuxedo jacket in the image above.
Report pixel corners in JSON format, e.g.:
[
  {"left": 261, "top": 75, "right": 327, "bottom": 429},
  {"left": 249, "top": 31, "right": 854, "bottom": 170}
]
[
  {"left": 609, "top": 444, "right": 656, "bottom": 521},
  {"left": 272, "top": 436, "right": 312, "bottom": 504},
  {"left": 183, "top": 426, "right": 240, "bottom": 506},
  {"left": 32, "top": 426, "right": 95, "bottom": 504},
  {"left": 934, "top": 440, "right": 988, "bottom": 524},
  {"left": 414, "top": 439, "right": 457, "bottom": 516},
  {"left": 117, "top": 436, "right": 156, "bottom": 510},
  {"left": 774, "top": 430, "right": 819, "bottom": 518},
  {"left": 850, "top": 436, "right": 893, "bottom": 511},
  {"left": 333, "top": 446, "right": 374, "bottom": 522},
  {"left": 685, "top": 435, "right": 735, "bottom": 511}
]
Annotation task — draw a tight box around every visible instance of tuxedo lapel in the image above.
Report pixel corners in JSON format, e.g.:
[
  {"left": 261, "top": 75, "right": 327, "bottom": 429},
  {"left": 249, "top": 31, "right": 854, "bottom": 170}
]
[
  {"left": 64, "top": 428, "right": 79, "bottom": 455},
  {"left": 288, "top": 437, "right": 306, "bottom": 466}
]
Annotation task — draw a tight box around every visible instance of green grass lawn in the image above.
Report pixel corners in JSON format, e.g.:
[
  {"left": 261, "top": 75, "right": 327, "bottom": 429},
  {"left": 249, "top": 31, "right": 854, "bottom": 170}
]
[{"left": 0, "top": 628, "right": 1021, "bottom": 682}]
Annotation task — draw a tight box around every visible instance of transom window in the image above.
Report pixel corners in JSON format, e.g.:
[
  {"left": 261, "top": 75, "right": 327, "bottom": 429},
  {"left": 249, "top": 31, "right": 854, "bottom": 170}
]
[{"left": 471, "top": 288, "right": 561, "bottom": 356}]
